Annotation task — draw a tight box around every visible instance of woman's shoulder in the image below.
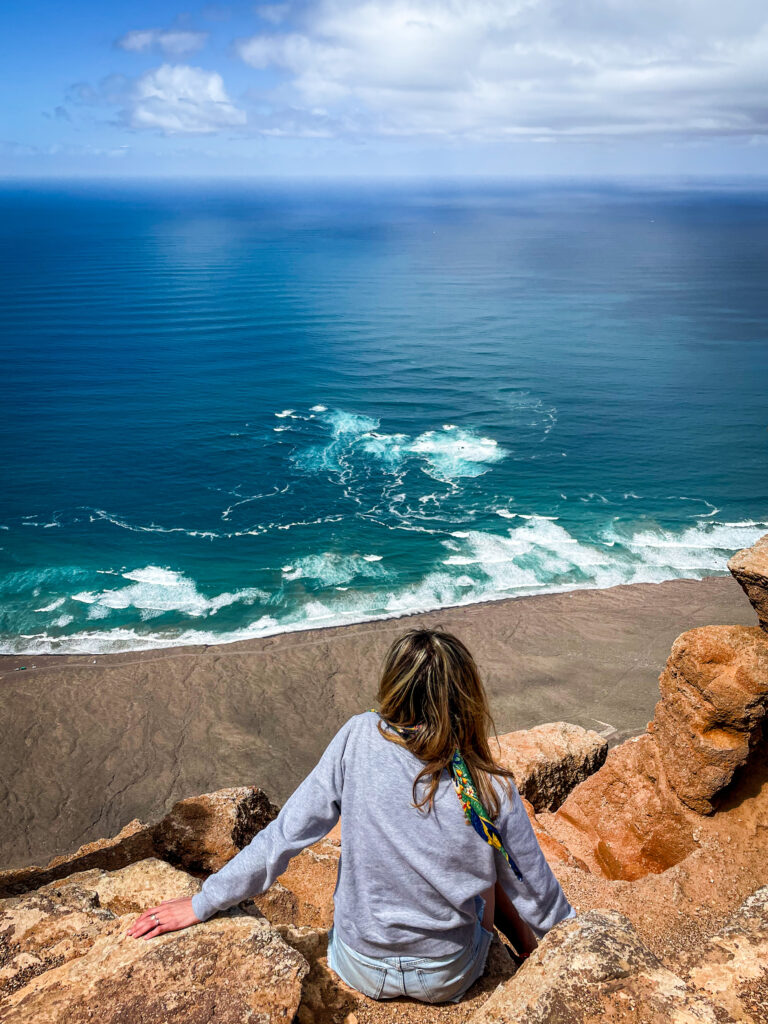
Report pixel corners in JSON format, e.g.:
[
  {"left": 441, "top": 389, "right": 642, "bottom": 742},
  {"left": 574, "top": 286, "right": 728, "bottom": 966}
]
[
  {"left": 336, "top": 709, "right": 379, "bottom": 739},
  {"left": 352, "top": 709, "right": 380, "bottom": 726}
]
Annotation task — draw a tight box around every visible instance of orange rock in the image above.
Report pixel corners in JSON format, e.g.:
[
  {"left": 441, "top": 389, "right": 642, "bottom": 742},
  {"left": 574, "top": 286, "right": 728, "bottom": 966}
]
[
  {"left": 653, "top": 626, "right": 768, "bottom": 814},
  {"left": 519, "top": 797, "right": 587, "bottom": 870},
  {"left": 0, "top": 820, "right": 155, "bottom": 899},
  {"left": 548, "top": 735, "right": 697, "bottom": 880},
  {"left": 545, "top": 624, "right": 768, "bottom": 880},
  {"left": 729, "top": 531, "right": 768, "bottom": 634},
  {"left": 253, "top": 833, "right": 341, "bottom": 929}
]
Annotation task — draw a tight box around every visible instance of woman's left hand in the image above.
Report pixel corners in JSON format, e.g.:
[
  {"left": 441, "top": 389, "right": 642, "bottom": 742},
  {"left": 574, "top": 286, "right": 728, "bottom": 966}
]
[{"left": 125, "top": 896, "right": 200, "bottom": 940}]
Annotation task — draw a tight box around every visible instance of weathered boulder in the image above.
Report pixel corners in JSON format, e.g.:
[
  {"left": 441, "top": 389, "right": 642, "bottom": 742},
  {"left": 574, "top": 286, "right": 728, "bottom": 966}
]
[
  {"left": 38, "top": 856, "right": 200, "bottom": 916},
  {"left": 469, "top": 910, "right": 725, "bottom": 1024},
  {"left": 681, "top": 885, "right": 768, "bottom": 1023},
  {"left": 493, "top": 722, "right": 608, "bottom": 812},
  {"left": 652, "top": 626, "right": 768, "bottom": 814},
  {"left": 547, "top": 734, "right": 697, "bottom": 880},
  {"left": 729, "top": 532, "right": 768, "bottom": 634},
  {"left": 0, "top": 786, "right": 278, "bottom": 898},
  {"left": 152, "top": 785, "right": 279, "bottom": 873},
  {"left": 0, "top": 886, "right": 114, "bottom": 997},
  {"left": 0, "top": 858, "right": 307, "bottom": 1024},
  {"left": 0, "top": 819, "right": 156, "bottom": 898}
]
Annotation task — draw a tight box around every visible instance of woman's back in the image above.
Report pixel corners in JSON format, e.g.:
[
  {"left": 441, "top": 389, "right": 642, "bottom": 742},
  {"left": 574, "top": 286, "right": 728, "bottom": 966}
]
[{"left": 334, "top": 711, "right": 497, "bottom": 957}]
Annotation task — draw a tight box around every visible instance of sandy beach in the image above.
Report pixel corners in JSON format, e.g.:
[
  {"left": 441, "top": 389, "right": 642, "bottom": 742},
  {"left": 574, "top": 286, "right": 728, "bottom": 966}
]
[{"left": 0, "top": 574, "right": 757, "bottom": 870}]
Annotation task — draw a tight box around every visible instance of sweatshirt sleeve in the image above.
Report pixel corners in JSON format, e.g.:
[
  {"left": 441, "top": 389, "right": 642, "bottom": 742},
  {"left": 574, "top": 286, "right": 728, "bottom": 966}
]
[
  {"left": 493, "top": 779, "right": 576, "bottom": 938},
  {"left": 191, "top": 716, "right": 354, "bottom": 922}
]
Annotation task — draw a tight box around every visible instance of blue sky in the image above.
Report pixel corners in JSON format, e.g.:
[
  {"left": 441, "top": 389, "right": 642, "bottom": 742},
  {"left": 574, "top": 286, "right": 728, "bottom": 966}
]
[{"left": 3, "top": 0, "right": 768, "bottom": 178}]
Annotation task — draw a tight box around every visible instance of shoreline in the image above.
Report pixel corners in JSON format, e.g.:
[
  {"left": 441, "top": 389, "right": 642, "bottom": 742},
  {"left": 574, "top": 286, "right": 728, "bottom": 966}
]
[
  {"left": 0, "top": 569, "right": 736, "bottom": 662},
  {"left": 0, "top": 573, "right": 757, "bottom": 870}
]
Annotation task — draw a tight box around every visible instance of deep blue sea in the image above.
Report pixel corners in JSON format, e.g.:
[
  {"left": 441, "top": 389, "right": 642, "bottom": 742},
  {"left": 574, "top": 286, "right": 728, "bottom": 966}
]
[{"left": 1, "top": 180, "right": 767, "bottom": 654}]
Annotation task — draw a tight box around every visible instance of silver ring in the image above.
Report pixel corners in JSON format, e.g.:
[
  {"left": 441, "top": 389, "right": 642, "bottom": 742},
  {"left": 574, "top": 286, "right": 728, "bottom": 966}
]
[{"left": 151, "top": 914, "right": 158, "bottom": 922}]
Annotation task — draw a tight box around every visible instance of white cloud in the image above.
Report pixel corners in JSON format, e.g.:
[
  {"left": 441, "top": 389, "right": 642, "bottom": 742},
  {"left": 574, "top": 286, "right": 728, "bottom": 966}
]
[
  {"left": 236, "top": 0, "right": 768, "bottom": 141},
  {"left": 130, "top": 65, "right": 247, "bottom": 134},
  {"left": 118, "top": 28, "right": 209, "bottom": 56}
]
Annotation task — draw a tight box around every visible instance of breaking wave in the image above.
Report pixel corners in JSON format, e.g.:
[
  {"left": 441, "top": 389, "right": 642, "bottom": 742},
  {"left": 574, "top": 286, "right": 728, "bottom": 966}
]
[{"left": 2, "top": 515, "right": 765, "bottom": 655}]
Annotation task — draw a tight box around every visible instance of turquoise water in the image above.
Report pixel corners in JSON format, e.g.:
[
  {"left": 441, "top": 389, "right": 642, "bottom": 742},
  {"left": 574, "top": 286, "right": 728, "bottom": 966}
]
[{"left": 1, "top": 180, "right": 767, "bottom": 654}]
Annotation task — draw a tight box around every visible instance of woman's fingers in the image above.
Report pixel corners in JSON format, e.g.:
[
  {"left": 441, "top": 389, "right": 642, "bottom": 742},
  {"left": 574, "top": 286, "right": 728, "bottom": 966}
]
[
  {"left": 126, "top": 917, "right": 155, "bottom": 938},
  {"left": 126, "top": 907, "right": 168, "bottom": 937},
  {"left": 126, "top": 896, "right": 200, "bottom": 939},
  {"left": 126, "top": 910, "right": 156, "bottom": 933}
]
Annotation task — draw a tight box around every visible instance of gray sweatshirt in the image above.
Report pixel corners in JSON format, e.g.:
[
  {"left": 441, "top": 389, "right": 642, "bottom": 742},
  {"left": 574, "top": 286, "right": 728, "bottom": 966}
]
[{"left": 191, "top": 711, "right": 575, "bottom": 957}]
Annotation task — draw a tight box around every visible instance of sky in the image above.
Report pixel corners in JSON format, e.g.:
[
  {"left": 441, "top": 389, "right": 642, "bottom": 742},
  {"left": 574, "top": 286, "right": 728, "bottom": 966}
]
[{"left": 2, "top": 0, "right": 768, "bottom": 179}]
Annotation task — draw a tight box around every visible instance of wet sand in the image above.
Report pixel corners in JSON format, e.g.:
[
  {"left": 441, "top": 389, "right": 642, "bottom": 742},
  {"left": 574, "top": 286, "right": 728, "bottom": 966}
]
[{"left": 0, "top": 574, "right": 756, "bottom": 870}]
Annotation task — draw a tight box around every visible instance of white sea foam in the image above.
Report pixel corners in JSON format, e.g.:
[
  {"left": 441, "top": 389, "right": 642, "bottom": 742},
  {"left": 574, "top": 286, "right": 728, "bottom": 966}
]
[
  {"left": 281, "top": 552, "right": 389, "bottom": 586},
  {"left": 85, "top": 501, "right": 337, "bottom": 542},
  {"left": 432, "top": 516, "right": 768, "bottom": 602},
  {"left": 122, "top": 567, "right": 182, "bottom": 587},
  {"left": 498, "top": 391, "right": 558, "bottom": 439},
  {"left": 69, "top": 565, "right": 268, "bottom": 621},
  {"left": 4, "top": 471, "right": 766, "bottom": 656},
  {"left": 310, "top": 404, "right": 327, "bottom": 412},
  {"left": 291, "top": 407, "right": 508, "bottom": 484},
  {"left": 406, "top": 428, "right": 506, "bottom": 482},
  {"left": 88, "top": 509, "right": 219, "bottom": 540},
  {"left": 2, "top": 620, "right": 283, "bottom": 655},
  {"left": 327, "top": 410, "right": 380, "bottom": 436},
  {"left": 275, "top": 409, "right": 295, "bottom": 418}
]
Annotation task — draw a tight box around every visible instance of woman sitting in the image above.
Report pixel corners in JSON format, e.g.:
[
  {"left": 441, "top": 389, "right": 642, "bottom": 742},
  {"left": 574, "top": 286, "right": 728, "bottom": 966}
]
[{"left": 127, "top": 627, "right": 575, "bottom": 1003}]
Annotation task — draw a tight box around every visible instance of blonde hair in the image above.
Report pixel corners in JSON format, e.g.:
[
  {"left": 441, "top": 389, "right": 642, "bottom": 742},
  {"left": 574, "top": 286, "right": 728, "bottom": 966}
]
[{"left": 376, "top": 627, "right": 514, "bottom": 819}]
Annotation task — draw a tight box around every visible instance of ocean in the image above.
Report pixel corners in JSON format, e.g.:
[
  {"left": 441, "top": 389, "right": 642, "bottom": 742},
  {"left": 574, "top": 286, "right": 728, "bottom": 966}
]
[{"left": 1, "top": 180, "right": 767, "bottom": 654}]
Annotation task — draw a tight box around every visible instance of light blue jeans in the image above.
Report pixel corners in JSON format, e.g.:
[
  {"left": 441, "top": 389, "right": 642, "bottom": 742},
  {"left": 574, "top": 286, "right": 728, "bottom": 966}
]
[{"left": 327, "top": 897, "right": 494, "bottom": 1004}]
